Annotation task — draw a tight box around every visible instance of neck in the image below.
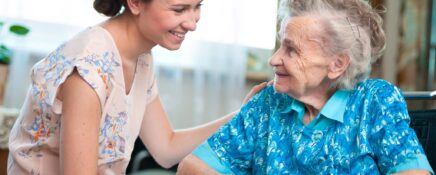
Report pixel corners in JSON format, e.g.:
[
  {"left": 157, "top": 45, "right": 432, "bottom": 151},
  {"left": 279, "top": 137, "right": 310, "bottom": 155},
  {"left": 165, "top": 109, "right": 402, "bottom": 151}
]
[
  {"left": 102, "top": 13, "right": 155, "bottom": 62},
  {"left": 301, "top": 98, "right": 321, "bottom": 125},
  {"left": 301, "top": 89, "right": 331, "bottom": 125},
  {"left": 297, "top": 84, "right": 336, "bottom": 111}
]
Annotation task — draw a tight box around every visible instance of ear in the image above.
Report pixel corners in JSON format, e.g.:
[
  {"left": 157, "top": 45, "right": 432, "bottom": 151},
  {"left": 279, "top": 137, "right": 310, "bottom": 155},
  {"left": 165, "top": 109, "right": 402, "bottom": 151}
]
[
  {"left": 126, "top": 0, "right": 143, "bottom": 15},
  {"left": 327, "top": 54, "right": 350, "bottom": 79}
]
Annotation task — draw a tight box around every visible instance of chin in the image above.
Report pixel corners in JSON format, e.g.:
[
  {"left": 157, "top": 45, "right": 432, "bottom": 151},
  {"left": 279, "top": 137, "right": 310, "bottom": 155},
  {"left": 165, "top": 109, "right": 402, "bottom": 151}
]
[
  {"left": 273, "top": 82, "right": 287, "bottom": 93},
  {"left": 160, "top": 43, "right": 182, "bottom": 51},
  {"left": 274, "top": 81, "right": 299, "bottom": 98},
  {"left": 163, "top": 45, "right": 181, "bottom": 51}
]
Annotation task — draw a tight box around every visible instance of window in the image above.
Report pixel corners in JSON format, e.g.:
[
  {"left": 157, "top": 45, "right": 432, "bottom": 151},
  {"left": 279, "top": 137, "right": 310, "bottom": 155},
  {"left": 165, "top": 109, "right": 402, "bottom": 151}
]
[{"left": 0, "top": 0, "right": 278, "bottom": 49}]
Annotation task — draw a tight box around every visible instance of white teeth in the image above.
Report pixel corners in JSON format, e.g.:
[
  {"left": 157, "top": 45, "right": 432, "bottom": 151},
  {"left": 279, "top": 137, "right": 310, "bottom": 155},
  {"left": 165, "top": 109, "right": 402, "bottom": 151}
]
[{"left": 170, "top": 31, "right": 185, "bottom": 38}]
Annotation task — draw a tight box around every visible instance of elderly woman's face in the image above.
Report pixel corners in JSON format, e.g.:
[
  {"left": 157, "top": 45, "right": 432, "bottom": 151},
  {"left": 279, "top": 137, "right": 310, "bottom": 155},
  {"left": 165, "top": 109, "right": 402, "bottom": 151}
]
[{"left": 269, "top": 16, "right": 335, "bottom": 97}]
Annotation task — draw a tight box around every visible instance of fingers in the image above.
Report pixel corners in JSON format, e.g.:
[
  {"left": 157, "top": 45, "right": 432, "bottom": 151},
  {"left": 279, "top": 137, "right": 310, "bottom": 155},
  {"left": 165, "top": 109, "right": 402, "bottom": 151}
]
[
  {"left": 242, "top": 81, "right": 270, "bottom": 106},
  {"left": 267, "top": 80, "right": 274, "bottom": 85},
  {"left": 251, "top": 82, "right": 268, "bottom": 93}
]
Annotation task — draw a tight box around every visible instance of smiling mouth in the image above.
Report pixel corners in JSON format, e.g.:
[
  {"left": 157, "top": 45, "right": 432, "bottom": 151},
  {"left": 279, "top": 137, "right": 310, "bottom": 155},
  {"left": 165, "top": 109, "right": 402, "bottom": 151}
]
[
  {"left": 275, "top": 71, "right": 289, "bottom": 77},
  {"left": 170, "top": 31, "right": 185, "bottom": 39}
]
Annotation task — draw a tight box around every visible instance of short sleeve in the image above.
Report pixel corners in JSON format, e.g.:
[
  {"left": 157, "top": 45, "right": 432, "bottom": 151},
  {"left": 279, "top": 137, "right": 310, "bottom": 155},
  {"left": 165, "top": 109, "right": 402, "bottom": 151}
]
[
  {"left": 206, "top": 86, "right": 273, "bottom": 174},
  {"left": 192, "top": 142, "right": 233, "bottom": 174},
  {"left": 368, "top": 81, "right": 434, "bottom": 174},
  {"left": 72, "top": 56, "right": 110, "bottom": 109},
  {"left": 31, "top": 45, "right": 112, "bottom": 114}
]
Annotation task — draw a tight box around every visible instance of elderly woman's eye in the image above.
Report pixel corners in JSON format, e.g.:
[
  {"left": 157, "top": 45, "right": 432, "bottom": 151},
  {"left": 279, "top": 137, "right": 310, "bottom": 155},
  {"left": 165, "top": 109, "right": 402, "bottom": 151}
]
[{"left": 286, "top": 47, "right": 297, "bottom": 55}]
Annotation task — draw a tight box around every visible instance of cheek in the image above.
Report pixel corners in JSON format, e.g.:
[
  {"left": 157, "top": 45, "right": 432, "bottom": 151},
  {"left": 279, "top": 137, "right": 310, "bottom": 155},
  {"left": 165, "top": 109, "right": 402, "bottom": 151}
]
[
  {"left": 147, "top": 12, "right": 176, "bottom": 29},
  {"left": 284, "top": 58, "right": 305, "bottom": 76},
  {"left": 153, "top": 18, "right": 170, "bottom": 30}
]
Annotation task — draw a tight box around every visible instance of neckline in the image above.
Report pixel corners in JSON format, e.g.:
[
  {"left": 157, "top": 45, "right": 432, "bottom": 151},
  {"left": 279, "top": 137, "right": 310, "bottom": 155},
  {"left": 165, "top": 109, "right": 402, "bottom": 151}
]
[
  {"left": 94, "top": 25, "right": 142, "bottom": 97},
  {"left": 122, "top": 59, "right": 139, "bottom": 96}
]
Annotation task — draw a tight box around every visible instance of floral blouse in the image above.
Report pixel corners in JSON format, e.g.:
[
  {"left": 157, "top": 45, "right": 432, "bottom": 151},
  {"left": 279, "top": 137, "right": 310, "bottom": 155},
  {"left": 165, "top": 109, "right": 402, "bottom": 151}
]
[
  {"left": 193, "top": 79, "right": 434, "bottom": 174},
  {"left": 8, "top": 26, "right": 158, "bottom": 175}
]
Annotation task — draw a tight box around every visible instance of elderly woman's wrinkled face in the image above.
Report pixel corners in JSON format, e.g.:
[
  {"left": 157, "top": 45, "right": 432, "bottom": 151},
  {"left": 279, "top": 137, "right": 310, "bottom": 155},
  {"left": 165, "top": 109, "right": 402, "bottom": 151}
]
[{"left": 269, "top": 16, "right": 335, "bottom": 98}]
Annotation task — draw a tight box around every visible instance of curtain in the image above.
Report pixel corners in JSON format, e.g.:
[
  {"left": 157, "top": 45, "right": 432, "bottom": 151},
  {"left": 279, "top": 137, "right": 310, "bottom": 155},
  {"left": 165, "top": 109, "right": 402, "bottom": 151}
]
[
  {"left": 1, "top": 0, "right": 278, "bottom": 128},
  {"left": 153, "top": 41, "right": 248, "bottom": 128}
]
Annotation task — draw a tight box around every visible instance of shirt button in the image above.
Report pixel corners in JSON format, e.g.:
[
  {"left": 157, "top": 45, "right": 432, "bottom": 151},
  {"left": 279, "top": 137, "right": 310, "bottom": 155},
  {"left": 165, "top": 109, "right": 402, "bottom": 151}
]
[
  {"left": 317, "top": 156, "right": 326, "bottom": 164},
  {"left": 312, "top": 131, "right": 324, "bottom": 141}
]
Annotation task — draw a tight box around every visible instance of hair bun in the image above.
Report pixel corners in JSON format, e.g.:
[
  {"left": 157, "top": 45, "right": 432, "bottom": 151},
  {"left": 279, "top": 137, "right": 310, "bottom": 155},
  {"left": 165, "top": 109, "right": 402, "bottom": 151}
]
[{"left": 93, "top": 0, "right": 123, "bottom": 17}]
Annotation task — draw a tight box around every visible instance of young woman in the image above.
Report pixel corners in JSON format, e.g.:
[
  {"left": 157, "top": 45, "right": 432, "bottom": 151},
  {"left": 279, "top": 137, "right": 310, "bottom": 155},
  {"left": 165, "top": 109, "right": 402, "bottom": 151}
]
[{"left": 7, "top": 0, "right": 266, "bottom": 174}]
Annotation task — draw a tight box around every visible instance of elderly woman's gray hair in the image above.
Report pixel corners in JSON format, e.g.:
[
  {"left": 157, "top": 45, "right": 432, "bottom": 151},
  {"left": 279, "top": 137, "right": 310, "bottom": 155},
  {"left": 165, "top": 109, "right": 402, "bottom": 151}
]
[{"left": 279, "top": 0, "right": 386, "bottom": 89}]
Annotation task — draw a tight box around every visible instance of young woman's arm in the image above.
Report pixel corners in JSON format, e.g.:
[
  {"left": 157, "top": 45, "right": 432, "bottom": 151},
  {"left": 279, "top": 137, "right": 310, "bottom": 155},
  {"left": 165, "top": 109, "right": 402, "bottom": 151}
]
[
  {"left": 177, "top": 154, "right": 223, "bottom": 175},
  {"left": 393, "top": 170, "right": 430, "bottom": 175},
  {"left": 60, "top": 70, "right": 102, "bottom": 175},
  {"left": 139, "top": 82, "right": 268, "bottom": 168},
  {"left": 139, "top": 96, "right": 235, "bottom": 168}
]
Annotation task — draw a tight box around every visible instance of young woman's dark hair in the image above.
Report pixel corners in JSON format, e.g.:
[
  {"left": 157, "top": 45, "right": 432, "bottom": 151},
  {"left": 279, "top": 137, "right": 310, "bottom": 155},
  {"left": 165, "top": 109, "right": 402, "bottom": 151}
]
[{"left": 93, "top": 0, "right": 151, "bottom": 16}]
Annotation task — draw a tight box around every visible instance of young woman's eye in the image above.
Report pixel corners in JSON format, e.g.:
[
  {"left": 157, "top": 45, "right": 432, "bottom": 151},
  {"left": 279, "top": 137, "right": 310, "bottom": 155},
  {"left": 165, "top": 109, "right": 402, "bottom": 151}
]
[
  {"left": 173, "top": 8, "right": 186, "bottom": 13},
  {"left": 195, "top": 3, "right": 203, "bottom": 9}
]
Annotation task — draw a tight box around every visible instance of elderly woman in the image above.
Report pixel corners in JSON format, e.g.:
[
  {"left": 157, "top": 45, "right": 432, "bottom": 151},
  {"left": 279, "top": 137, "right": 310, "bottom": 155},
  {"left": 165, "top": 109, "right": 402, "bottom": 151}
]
[{"left": 176, "top": 0, "right": 434, "bottom": 174}]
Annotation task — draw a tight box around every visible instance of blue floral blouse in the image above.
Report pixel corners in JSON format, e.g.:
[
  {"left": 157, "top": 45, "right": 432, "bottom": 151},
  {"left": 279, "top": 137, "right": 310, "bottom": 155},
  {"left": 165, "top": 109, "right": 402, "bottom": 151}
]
[{"left": 193, "top": 79, "right": 434, "bottom": 174}]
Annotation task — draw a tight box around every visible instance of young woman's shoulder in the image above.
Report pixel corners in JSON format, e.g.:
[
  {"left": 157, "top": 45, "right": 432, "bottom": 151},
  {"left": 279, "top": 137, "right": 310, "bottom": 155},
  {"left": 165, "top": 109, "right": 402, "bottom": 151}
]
[
  {"left": 61, "top": 26, "right": 117, "bottom": 57},
  {"left": 29, "top": 26, "right": 120, "bottom": 109}
]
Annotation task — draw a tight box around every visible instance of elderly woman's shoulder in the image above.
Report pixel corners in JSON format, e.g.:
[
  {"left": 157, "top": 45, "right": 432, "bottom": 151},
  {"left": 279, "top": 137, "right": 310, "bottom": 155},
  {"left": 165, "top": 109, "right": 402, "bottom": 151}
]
[
  {"left": 252, "top": 84, "right": 278, "bottom": 99},
  {"left": 355, "top": 78, "right": 402, "bottom": 97},
  {"left": 250, "top": 84, "right": 291, "bottom": 102},
  {"left": 265, "top": 84, "right": 291, "bottom": 98},
  {"left": 358, "top": 79, "right": 395, "bottom": 88}
]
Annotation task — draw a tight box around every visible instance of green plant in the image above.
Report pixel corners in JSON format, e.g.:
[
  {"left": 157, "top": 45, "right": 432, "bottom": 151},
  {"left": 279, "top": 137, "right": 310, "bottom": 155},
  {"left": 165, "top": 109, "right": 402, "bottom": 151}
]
[{"left": 0, "top": 22, "right": 30, "bottom": 65}]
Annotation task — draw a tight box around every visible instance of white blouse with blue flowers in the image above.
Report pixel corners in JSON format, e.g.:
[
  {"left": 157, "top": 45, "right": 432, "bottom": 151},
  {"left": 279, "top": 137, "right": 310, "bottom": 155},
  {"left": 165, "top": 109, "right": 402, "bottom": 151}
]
[
  {"left": 193, "top": 79, "right": 434, "bottom": 174},
  {"left": 8, "top": 26, "right": 158, "bottom": 175}
]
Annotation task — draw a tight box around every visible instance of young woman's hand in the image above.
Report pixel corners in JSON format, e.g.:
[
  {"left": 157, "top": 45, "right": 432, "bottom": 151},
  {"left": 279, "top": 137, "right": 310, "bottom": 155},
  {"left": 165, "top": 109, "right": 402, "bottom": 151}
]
[{"left": 241, "top": 81, "right": 272, "bottom": 106}]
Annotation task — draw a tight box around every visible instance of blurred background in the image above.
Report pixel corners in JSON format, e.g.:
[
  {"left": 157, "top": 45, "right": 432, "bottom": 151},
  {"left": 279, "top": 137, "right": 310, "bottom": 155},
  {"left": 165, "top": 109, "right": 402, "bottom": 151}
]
[{"left": 0, "top": 0, "right": 435, "bottom": 174}]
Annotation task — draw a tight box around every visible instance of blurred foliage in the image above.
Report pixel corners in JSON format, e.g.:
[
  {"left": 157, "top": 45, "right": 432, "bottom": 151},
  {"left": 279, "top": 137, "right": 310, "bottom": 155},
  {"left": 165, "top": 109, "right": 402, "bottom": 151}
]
[{"left": 0, "top": 22, "right": 30, "bottom": 65}]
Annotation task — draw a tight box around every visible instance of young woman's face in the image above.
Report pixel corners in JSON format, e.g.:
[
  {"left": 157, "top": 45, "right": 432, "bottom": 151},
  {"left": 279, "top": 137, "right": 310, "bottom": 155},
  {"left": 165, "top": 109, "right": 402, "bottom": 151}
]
[
  {"left": 269, "top": 16, "right": 334, "bottom": 98},
  {"left": 138, "top": 0, "right": 202, "bottom": 50}
]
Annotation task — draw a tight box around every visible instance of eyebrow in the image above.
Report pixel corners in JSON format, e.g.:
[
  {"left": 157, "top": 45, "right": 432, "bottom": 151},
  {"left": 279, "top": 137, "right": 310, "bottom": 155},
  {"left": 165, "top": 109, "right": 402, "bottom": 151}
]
[
  {"left": 283, "top": 38, "right": 297, "bottom": 48},
  {"left": 172, "top": 0, "right": 203, "bottom": 7}
]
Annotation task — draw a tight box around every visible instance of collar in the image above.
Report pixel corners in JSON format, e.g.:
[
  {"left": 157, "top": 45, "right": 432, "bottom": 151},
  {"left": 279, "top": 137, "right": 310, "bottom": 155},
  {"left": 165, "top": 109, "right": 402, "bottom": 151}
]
[
  {"left": 281, "top": 97, "right": 304, "bottom": 114},
  {"left": 281, "top": 90, "right": 351, "bottom": 123},
  {"left": 318, "top": 90, "right": 351, "bottom": 123}
]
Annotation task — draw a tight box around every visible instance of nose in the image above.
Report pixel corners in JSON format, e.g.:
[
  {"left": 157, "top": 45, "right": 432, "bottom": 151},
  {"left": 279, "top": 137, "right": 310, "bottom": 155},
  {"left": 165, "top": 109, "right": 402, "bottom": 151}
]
[
  {"left": 182, "top": 10, "right": 200, "bottom": 31},
  {"left": 269, "top": 49, "right": 284, "bottom": 67}
]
